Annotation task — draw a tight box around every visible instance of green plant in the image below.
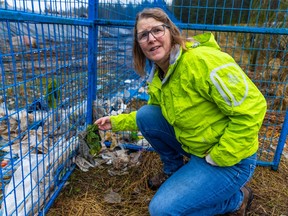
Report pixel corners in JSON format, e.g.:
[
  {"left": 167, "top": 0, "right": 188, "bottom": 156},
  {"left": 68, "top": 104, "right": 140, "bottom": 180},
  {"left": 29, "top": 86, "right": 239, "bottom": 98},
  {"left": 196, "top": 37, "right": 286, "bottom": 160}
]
[{"left": 85, "top": 124, "right": 102, "bottom": 156}]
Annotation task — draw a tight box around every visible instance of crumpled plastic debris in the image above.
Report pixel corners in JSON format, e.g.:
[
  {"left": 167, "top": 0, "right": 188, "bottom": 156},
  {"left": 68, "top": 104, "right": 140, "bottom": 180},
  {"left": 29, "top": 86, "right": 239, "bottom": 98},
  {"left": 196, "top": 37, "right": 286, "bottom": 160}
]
[
  {"left": 103, "top": 188, "right": 121, "bottom": 204},
  {"left": 0, "top": 106, "right": 75, "bottom": 156},
  {"left": 99, "top": 147, "right": 143, "bottom": 176},
  {"left": 0, "top": 109, "right": 32, "bottom": 140},
  {"left": 77, "top": 131, "right": 97, "bottom": 165},
  {"left": 107, "top": 169, "right": 129, "bottom": 176},
  {"left": 74, "top": 156, "right": 96, "bottom": 172},
  {"left": 1, "top": 136, "right": 77, "bottom": 216},
  {"left": 2, "top": 126, "right": 52, "bottom": 156},
  {"left": 92, "top": 100, "right": 106, "bottom": 123},
  {"left": 1, "top": 154, "right": 50, "bottom": 216},
  {"left": 75, "top": 124, "right": 102, "bottom": 172}
]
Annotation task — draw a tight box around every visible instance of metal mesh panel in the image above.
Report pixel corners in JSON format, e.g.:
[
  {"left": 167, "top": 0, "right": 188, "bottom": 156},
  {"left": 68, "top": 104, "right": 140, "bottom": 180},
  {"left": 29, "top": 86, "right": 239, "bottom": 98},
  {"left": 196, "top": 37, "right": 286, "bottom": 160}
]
[
  {"left": 0, "top": 0, "right": 287, "bottom": 214},
  {"left": 0, "top": 8, "right": 89, "bottom": 215}
]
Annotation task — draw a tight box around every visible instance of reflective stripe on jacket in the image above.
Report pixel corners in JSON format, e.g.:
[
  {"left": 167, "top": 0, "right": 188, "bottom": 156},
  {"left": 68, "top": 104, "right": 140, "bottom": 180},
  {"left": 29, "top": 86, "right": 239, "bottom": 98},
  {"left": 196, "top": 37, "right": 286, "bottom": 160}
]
[{"left": 110, "top": 32, "right": 267, "bottom": 166}]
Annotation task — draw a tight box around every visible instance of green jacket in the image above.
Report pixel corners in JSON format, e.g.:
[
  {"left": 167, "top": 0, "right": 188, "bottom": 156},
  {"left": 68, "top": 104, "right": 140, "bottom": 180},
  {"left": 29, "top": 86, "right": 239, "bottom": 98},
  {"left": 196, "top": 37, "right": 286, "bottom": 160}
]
[{"left": 110, "top": 32, "right": 267, "bottom": 167}]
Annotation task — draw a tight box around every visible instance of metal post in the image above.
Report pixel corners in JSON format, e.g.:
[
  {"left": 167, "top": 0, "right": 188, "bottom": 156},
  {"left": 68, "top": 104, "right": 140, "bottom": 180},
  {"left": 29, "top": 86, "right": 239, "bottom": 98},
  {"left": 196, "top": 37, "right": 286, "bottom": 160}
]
[
  {"left": 272, "top": 109, "right": 288, "bottom": 170},
  {"left": 86, "top": 0, "right": 99, "bottom": 124}
]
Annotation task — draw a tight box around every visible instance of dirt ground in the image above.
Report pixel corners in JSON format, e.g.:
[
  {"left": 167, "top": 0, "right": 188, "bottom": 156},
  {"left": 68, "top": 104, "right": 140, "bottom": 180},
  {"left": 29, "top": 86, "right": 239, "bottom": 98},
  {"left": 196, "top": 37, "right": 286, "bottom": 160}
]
[{"left": 47, "top": 151, "right": 288, "bottom": 216}]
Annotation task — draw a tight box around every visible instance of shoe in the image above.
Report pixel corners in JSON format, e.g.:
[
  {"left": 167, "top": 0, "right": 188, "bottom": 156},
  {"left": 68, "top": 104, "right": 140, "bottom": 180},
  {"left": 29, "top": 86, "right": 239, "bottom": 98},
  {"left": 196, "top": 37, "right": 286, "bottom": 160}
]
[
  {"left": 148, "top": 172, "right": 170, "bottom": 190},
  {"left": 230, "top": 186, "right": 254, "bottom": 216}
]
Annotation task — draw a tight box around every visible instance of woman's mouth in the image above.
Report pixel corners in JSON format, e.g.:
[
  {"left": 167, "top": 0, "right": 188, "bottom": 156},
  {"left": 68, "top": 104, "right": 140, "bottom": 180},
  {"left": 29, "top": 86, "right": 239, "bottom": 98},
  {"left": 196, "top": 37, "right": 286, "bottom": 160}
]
[{"left": 150, "top": 46, "right": 161, "bottom": 51}]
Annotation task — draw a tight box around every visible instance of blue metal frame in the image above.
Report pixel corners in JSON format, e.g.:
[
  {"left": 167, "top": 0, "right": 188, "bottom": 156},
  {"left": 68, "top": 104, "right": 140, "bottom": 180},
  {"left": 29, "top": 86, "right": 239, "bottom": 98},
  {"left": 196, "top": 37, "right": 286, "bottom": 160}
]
[
  {"left": 86, "top": 0, "right": 99, "bottom": 124},
  {"left": 1, "top": 1, "right": 286, "bottom": 169},
  {"left": 271, "top": 109, "right": 288, "bottom": 170},
  {"left": 93, "top": 18, "right": 288, "bottom": 35},
  {"left": 0, "top": 0, "right": 287, "bottom": 215},
  {"left": 0, "top": 10, "right": 91, "bottom": 26}
]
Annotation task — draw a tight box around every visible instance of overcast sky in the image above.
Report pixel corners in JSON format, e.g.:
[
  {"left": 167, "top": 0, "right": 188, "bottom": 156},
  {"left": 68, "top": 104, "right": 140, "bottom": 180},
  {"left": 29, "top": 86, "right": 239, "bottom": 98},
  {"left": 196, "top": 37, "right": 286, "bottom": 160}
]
[
  {"left": 5, "top": 0, "right": 86, "bottom": 12},
  {"left": 4, "top": 0, "right": 171, "bottom": 12}
]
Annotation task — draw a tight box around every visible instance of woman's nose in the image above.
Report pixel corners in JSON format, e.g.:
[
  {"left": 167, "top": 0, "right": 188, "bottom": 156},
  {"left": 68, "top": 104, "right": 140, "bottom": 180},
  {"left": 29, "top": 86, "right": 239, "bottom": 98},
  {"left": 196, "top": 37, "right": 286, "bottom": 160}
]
[{"left": 147, "top": 32, "right": 156, "bottom": 42}]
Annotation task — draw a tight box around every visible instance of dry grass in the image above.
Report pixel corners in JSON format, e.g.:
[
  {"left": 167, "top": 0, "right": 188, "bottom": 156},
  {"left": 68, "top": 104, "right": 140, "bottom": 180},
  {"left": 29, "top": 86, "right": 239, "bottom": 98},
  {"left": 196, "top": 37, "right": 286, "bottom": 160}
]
[
  {"left": 47, "top": 152, "right": 288, "bottom": 216},
  {"left": 248, "top": 160, "right": 288, "bottom": 216}
]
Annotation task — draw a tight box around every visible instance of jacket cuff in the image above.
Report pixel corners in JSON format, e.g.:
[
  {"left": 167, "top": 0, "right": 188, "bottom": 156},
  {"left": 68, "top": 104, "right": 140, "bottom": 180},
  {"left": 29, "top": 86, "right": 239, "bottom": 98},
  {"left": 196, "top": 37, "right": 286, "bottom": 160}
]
[{"left": 205, "top": 154, "right": 219, "bottom": 166}]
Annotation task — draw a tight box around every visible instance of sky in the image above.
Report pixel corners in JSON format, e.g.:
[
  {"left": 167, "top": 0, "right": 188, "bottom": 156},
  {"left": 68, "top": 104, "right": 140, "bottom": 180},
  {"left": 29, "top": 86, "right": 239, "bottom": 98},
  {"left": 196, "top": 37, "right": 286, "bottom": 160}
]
[
  {"left": 5, "top": 0, "right": 87, "bottom": 12},
  {"left": 4, "top": 0, "right": 171, "bottom": 12}
]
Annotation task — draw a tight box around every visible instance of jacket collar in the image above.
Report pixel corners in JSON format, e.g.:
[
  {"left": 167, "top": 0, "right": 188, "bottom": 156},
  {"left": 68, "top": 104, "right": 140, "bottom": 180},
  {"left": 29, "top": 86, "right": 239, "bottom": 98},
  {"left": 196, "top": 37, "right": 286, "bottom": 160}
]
[{"left": 147, "top": 44, "right": 181, "bottom": 83}]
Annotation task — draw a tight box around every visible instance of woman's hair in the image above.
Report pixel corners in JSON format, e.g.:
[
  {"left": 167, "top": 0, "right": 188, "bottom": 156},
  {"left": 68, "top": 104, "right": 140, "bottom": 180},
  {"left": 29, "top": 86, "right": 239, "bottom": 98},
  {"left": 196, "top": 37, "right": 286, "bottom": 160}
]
[{"left": 133, "top": 7, "right": 186, "bottom": 76}]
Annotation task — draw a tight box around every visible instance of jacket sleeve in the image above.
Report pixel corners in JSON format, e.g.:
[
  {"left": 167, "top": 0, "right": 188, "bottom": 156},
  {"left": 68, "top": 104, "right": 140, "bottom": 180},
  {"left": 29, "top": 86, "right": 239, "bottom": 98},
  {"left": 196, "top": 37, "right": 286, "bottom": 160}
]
[
  {"left": 110, "top": 111, "right": 138, "bottom": 132},
  {"left": 195, "top": 51, "right": 267, "bottom": 166}
]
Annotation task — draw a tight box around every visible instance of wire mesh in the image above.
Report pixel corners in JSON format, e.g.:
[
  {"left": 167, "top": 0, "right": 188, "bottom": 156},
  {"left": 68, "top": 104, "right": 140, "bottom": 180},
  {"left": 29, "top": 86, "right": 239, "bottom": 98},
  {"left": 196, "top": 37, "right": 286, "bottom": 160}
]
[
  {"left": 0, "top": 0, "right": 287, "bottom": 215},
  {"left": 0, "top": 11, "right": 89, "bottom": 215}
]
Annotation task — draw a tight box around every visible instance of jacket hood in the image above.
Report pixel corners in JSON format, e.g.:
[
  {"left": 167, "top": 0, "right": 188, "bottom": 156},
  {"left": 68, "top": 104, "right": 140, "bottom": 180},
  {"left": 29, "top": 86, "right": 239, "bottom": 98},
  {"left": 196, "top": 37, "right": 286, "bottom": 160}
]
[
  {"left": 187, "top": 32, "right": 221, "bottom": 50},
  {"left": 147, "top": 32, "right": 221, "bottom": 83}
]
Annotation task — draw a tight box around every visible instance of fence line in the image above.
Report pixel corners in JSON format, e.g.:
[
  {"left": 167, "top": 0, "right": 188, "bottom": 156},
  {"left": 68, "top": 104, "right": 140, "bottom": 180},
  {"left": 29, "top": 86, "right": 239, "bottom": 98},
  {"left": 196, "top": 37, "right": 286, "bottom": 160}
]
[{"left": 0, "top": 0, "right": 287, "bottom": 215}]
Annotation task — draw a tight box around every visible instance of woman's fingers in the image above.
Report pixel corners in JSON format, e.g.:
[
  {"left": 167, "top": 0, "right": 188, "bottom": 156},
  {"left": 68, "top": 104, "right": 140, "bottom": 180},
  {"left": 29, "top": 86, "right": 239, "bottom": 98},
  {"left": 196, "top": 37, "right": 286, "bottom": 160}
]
[{"left": 94, "top": 117, "right": 111, "bottom": 130}]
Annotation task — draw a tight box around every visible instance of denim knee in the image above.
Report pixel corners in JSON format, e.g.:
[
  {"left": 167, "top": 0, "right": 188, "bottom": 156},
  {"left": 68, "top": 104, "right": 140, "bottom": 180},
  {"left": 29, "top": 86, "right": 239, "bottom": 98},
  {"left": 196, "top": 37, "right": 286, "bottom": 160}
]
[
  {"left": 149, "top": 195, "right": 170, "bottom": 216},
  {"left": 136, "top": 105, "right": 160, "bottom": 129},
  {"left": 136, "top": 105, "right": 148, "bottom": 125}
]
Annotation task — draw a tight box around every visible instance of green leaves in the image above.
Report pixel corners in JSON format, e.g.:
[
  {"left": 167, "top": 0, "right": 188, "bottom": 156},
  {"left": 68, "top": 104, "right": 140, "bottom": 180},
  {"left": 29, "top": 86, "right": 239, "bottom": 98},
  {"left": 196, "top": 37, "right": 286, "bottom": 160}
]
[
  {"left": 85, "top": 124, "right": 102, "bottom": 156},
  {"left": 130, "top": 131, "right": 139, "bottom": 142},
  {"left": 46, "top": 78, "right": 61, "bottom": 108}
]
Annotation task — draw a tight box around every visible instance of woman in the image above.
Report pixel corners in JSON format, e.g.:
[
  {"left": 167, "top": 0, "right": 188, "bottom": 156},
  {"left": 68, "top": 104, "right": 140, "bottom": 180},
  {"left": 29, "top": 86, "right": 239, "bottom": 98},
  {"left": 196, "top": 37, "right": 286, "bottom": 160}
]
[{"left": 95, "top": 7, "right": 267, "bottom": 216}]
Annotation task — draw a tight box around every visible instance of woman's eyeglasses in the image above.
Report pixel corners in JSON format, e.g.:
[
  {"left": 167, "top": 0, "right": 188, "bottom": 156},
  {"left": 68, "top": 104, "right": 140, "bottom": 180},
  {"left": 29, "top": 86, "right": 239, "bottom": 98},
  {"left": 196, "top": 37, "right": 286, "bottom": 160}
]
[{"left": 137, "top": 24, "right": 170, "bottom": 44}]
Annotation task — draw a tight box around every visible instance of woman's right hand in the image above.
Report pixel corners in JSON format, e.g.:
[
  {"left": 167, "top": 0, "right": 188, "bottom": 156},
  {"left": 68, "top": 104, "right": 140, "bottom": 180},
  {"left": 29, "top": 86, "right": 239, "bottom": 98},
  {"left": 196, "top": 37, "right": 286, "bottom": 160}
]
[{"left": 94, "top": 116, "right": 112, "bottom": 130}]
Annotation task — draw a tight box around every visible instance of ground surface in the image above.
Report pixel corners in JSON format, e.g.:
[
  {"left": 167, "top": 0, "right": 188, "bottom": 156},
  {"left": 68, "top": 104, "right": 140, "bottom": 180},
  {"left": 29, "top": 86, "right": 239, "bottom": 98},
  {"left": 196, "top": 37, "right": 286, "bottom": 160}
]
[{"left": 47, "top": 151, "right": 288, "bottom": 216}]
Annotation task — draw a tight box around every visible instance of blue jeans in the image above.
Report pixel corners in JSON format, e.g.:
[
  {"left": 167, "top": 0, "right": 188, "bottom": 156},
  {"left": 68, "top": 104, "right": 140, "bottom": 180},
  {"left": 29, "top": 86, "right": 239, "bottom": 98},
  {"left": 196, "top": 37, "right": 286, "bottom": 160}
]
[{"left": 136, "top": 105, "right": 257, "bottom": 216}]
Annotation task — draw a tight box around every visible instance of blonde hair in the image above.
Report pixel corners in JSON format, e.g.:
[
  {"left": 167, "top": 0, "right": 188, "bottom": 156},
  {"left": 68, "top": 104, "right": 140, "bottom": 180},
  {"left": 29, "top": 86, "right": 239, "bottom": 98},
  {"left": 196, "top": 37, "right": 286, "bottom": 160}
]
[{"left": 133, "top": 8, "right": 186, "bottom": 76}]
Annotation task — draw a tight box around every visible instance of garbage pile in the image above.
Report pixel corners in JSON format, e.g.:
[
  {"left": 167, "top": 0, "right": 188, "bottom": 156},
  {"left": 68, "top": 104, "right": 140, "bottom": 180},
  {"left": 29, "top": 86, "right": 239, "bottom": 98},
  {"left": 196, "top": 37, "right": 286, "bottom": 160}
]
[
  {"left": 0, "top": 79, "right": 150, "bottom": 215},
  {"left": 0, "top": 100, "right": 84, "bottom": 215}
]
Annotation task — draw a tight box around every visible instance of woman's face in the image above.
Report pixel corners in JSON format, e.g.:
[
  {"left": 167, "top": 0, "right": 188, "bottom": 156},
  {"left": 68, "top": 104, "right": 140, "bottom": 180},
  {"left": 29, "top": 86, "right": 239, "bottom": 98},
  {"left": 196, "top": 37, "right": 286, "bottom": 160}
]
[{"left": 136, "top": 18, "right": 172, "bottom": 68}]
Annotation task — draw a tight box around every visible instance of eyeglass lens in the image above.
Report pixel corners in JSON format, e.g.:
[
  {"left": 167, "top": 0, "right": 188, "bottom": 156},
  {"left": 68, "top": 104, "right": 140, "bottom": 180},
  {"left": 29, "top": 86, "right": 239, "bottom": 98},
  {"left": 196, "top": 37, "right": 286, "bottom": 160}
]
[{"left": 137, "top": 25, "right": 166, "bottom": 43}]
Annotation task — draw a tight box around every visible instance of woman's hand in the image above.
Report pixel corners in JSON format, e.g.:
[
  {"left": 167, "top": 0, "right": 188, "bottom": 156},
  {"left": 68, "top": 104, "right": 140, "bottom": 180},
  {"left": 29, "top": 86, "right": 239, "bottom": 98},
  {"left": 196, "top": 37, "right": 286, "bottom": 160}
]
[{"left": 94, "top": 116, "right": 112, "bottom": 130}]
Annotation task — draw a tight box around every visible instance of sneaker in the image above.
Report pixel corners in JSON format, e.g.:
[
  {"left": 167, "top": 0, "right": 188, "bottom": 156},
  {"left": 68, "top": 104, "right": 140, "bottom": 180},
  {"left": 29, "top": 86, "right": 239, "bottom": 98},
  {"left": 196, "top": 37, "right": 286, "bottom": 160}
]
[
  {"left": 148, "top": 172, "right": 170, "bottom": 190},
  {"left": 230, "top": 186, "right": 254, "bottom": 216}
]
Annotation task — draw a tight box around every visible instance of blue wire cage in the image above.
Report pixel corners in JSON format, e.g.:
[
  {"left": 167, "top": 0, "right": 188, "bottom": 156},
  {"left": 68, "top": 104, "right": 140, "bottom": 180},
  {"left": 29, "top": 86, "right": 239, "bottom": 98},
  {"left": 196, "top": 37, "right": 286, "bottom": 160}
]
[{"left": 0, "top": 0, "right": 287, "bottom": 215}]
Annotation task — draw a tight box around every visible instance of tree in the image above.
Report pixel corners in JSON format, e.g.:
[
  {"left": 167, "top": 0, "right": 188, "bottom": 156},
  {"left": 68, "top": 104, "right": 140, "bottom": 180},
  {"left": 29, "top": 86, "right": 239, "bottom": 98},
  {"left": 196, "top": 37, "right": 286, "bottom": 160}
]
[{"left": 171, "top": 0, "right": 251, "bottom": 25}]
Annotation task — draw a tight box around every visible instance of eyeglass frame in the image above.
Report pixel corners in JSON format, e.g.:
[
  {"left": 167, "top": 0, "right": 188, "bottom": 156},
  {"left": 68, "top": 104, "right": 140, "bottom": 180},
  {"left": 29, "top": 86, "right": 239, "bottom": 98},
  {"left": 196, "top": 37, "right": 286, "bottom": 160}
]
[{"left": 136, "top": 24, "right": 170, "bottom": 44}]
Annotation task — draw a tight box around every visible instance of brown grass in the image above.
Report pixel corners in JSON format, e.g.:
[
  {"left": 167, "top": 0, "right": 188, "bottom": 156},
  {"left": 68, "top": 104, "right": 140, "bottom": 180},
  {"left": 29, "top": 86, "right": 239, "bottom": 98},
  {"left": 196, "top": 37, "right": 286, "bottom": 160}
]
[{"left": 47, "top": 152, "right": 288, "bottom": 216}]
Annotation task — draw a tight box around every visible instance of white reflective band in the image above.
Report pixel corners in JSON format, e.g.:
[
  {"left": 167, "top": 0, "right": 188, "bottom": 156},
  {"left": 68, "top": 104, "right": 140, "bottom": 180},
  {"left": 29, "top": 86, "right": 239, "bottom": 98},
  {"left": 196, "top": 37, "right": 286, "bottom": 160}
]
[{"left": 210, "top": 63, "right": 248, "bottom": 106}]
